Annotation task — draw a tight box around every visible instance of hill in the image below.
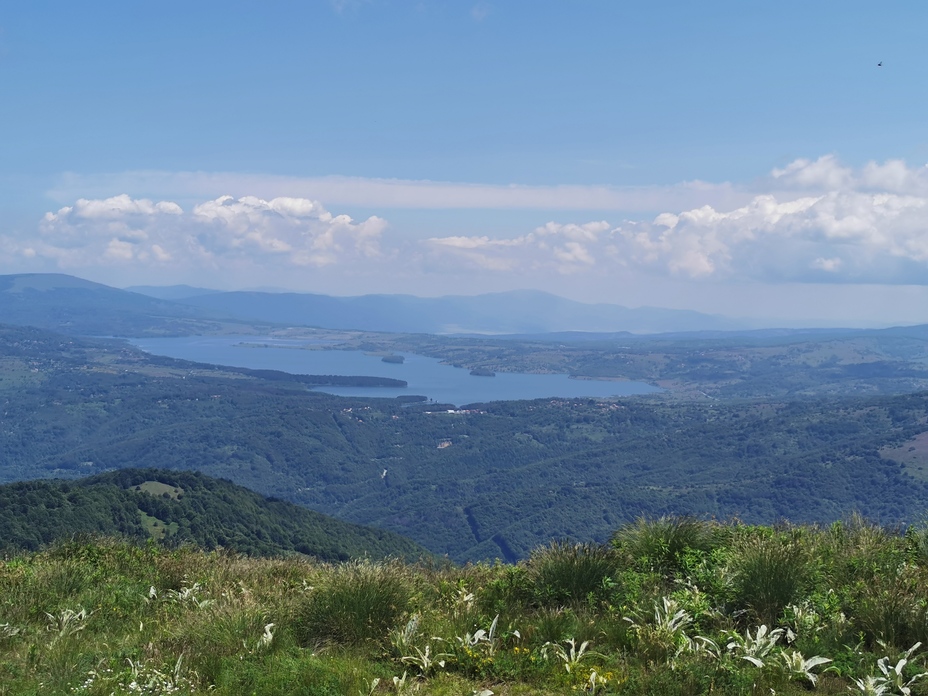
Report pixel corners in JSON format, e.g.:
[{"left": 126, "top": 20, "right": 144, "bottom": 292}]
[
  {"left": 0, "top": 468, "right": 429, "bottom": 561},
  {"left": 0, "top": 273, "right": 262, "bottom": 336},
  {"left": 124, "top": 283, "right": 221, "bottom": 300}
]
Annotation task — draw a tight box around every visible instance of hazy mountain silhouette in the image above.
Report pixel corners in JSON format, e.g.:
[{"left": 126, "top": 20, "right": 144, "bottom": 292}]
[{"left": 172, "top": 288, "right": 748, "bottom": 334}]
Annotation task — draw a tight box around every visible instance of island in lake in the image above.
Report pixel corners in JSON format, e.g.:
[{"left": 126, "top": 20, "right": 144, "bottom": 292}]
[
  {"left": 469, "top": 368, "right": 496, "bottom": 377},
  {"left": 381, "top": 354, "right": 405, "bottom": 364}
]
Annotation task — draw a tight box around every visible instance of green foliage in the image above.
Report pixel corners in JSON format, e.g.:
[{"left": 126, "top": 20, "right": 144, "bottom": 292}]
[
  {"left": 613, "top": 517, "right": 718, "bottom": 574},
  {"left": 294, "top": 560, "right": 412, "bottom": 647},
  {"left": 0, "top": 469, "right": 429, "bottom": 562},
  {"left": 3, "top": 527, "right": 928, "bottom": 695},
  {"left": 526, "top": 541, "right": 619, "bottom": 607},
  {"left": 730, "top": 530, "right": 811, "bottom": 626}
]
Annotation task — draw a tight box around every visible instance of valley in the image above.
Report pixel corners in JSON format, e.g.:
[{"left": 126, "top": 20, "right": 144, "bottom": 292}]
[{"left": 2, "top": 317, "right": 928, "bottom": 563}]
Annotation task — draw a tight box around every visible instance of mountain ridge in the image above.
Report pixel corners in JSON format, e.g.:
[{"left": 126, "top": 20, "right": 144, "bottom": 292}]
[{"left": 164, "top": 287, "right": 747, "bottom": 334}]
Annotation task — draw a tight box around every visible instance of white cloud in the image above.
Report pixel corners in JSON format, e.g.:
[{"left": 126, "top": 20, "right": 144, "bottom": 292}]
[
  {"left": 424, "top": 157, "right": 928, "bottom": 284},
  {"left": 812, "top": 257, "right": 842, "bottom": 272},
  {"left": 11, "top": 156, "right": 928, "bottom": 291},
  {"left": 15, "top": 194, "right": 386, "bottom": 272},
  {"left": 772, "top": 155, "right": 854, "bottom": 190},
  {"left": 471, "top": 2, "right": 491, "bottom": 21},
  {"left": 425, "top": 220, "right": 612, "bottom": 274}
]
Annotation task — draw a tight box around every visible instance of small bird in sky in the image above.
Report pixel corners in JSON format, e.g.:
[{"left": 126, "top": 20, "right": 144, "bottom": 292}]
[{"left": 878, "top": 61, "right": 883, "bottom": 67}]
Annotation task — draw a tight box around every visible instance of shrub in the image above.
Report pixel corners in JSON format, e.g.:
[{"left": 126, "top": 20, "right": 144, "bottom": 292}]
[
  {"left": 526, "top": 541, "right": 620, "bottom": 607},
  {"left": 293, "top": 560, "right": 412, "bottom": 647},
  {"left": 730, "top": 532, "right": 809, "bottom": 626},
  {"left": 852, "top": 565, "right": 928, "bottom": 650},
  {"left": 612, "top": 517, "right": 717, "bottom": 574}
]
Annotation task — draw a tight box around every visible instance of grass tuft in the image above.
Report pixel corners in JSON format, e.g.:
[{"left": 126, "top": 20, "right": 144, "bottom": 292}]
[
  {"left": 526, "top": 541, "right": 619, "bottom": 607},
  {"left": 293, "top": 559, "right": 412, "bottom": 648}
]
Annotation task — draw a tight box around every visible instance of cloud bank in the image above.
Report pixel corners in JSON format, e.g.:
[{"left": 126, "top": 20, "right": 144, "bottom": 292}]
[
  {"left": 21, "top": 194, "right": 386, "bottom": 274},
  {"left": 7, "top": 156, "right": 928, "bottom": 290},
  {"left": 425, "top": 156, "right": 928, "bottom": 284}
]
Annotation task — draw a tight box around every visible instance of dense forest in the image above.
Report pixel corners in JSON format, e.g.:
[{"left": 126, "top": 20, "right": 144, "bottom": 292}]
[
  {"left": 2, "top": 324, "right": 928, "bottom": 561},
  {"left": 0, "top": 468, "right": 428, "bottom": 561}
]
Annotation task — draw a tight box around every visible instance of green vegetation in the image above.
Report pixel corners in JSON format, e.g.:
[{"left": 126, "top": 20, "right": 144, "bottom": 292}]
[
  {"left": 3, "top": 324, "right": 928, "bottom": 561},
  {"left": 0, "top": 469, "right": 429, "bottom": 561},
  {"left": 5, "top": 520, "right": 928, "bottom": 694}
]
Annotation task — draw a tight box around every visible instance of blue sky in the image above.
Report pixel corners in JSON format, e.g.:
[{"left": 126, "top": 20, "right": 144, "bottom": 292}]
[{"left": 2, "top": 1, "right": 928, "bottom": 325}]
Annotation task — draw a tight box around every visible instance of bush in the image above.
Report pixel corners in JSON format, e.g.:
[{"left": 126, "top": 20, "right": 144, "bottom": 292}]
[
  {"left": 294, "top": 560, "right": 412, "bottom": 647},
  {"left": 612, "top": 517, "right": 717, "bottom": 574},
  {"left": 852, "top": 565, "right": 928, "bottom": 649},
  {"left": 526, "top": 541, "right": 619, "bottom": 607},
  {"left": 730, "top": 532, "right": 809, "bottom": 626}
]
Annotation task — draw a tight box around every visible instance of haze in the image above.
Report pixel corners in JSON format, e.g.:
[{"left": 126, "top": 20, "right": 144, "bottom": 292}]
[{"left": 2, "top": 2, "right": 928, "bottom": 327}]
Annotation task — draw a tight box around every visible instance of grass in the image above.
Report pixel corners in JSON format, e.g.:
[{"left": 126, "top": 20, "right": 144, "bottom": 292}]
[
  {"left": 133, "top": 480, "right": 185, "bottom": 499},
  {"left": 611, "top": 516, "right": 718, "bottom": 575},
  {"left": 2, "top": 521, "right": 928, "bottom": 694}
]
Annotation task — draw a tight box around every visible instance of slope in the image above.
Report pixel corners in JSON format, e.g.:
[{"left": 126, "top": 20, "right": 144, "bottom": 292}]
[
  {"left": 0, "top": 273, "right": 258, "bottom": 336},
  {"left": 0, "top": 468, "right": 429, "bottom": 561}
]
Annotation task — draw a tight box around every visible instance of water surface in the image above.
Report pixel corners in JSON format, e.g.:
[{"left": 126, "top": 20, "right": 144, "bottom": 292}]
[{"left": 130, "top": 336, "right": 661, "bottom": 405}]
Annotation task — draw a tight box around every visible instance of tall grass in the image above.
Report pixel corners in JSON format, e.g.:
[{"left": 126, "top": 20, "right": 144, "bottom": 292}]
[
  {"left": 612, "top": 516, "right": 718, "bottom": 574},
  {"left": 526, "top": 541, "right": 620, "bottom": 607},
  {"left": 4, "top": 524, "right": 928, "bottom": 695},
  {"left": 730, "top": 530, "right": 810, "bottom": 626},
  {"left": 293, "top": 559, "right": 412, "bottom": 648}
]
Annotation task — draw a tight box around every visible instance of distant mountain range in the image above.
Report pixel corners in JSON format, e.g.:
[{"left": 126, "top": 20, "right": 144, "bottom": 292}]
[
  {"left": 4, "top": 273, "right": 928, "bottom": 340},
  {"left": 0, "top": 273, "right": 752, "bottom": 335},
  {"left": 169, "top": 288, "right": 751, "bottom": 334},
  {"left": 124, "top": 284, "right": 221, "bottom": 300}
]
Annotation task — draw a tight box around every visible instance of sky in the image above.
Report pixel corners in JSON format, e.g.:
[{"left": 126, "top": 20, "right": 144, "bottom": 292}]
[{"left": 2, "top": 1, "right": 928, "bottom": 326}]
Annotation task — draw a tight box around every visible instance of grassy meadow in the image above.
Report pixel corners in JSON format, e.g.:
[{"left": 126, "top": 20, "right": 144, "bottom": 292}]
[{"left": 4, "top": 517, "right": 928, "bottom": 695}]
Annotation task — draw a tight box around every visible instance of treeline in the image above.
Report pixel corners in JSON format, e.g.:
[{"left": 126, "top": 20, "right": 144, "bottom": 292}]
[
  {"left": 140, "top": 352, "right": 407, "bottom": 387},
  {"left": 230, "top": 366, "right": 407, "bottom": 388}
]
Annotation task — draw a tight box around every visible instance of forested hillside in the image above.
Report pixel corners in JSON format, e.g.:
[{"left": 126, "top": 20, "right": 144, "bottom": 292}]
[
  {"left": 3, "top": 324, "right": 928, "bottom": 561},
  {"left": 0, "top": 468, "right": 429, "bottom": 561}
]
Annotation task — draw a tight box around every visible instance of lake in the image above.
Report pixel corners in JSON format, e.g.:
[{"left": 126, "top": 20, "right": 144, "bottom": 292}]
[{"left": 129, "top": 336, "right": 661, "bottom": 405}]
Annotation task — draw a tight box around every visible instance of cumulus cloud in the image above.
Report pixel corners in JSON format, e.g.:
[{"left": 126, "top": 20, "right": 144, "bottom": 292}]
[
  {"left": 424, "top": 157, "right": 928, "bottom": 284},
  {"left": 16, "top": 193, "right": 387, "bottom": 273},
  {"left": 13, "top": 156, "right": 928, "bottom": 289}
]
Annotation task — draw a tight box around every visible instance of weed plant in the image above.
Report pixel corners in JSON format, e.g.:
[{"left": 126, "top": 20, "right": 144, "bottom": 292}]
[
  {"left": 3, "top": 522, "right": 928, "bottom": 695},
  {"left": 294, "top": 559, "right": 413, "bottom": 648},
  {"left": 526, "top": 540, "right": 619, "bottom": 607},
  {"left": 730, "top": 528, "right": 810, "bottom": 625},
  {"left": 612, "top": 516, "right": 718, "bottom": 575}
]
